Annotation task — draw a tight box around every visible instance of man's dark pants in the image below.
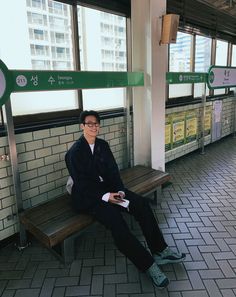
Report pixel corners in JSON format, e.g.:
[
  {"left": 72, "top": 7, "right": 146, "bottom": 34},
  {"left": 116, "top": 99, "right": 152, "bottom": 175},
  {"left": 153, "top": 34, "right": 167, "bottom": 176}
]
[{"left": 91, "top": 190, "right": 167, "bottom": 271}]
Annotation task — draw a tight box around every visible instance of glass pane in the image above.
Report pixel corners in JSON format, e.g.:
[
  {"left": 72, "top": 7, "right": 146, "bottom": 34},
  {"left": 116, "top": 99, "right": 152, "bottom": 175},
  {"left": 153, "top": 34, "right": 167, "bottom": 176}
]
[
  {"left": 0, "top": 0, "right": 77, "bottom": 115},
  {"left": 230, "top": 44, "right": 236, "bottom": 93},
  {"left": 169, "top": 84, "right": 192, "bottom": 98},
  {"left": 169, "top": 32, "right": 192, "bottom": 98},
  {"left": 215, "top": 40, "right": 228, "bottom": 95},
  {"left": 77, "top": 6, "right": 127, "bottom": 110},
  {"left": 195, "top": 36, "right": 211, "bottom": 72},
  {"left": 231, "top": 44, "right": 236, "bottom": 66},
  {"left": 215, "top": 40, "right": 228, "bottom": 66},
  {"left": 194, "top": 35, "right": 211, "bottom": 97},
  {"left": 169, "top": 32, "right": 192, "bottom": 72}
]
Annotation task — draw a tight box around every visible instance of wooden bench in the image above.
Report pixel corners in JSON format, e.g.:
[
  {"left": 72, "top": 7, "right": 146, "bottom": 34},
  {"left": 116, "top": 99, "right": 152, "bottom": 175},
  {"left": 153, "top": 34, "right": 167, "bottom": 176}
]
[{"left": 20, "top": 165, "right": 171, "bottom": 263}]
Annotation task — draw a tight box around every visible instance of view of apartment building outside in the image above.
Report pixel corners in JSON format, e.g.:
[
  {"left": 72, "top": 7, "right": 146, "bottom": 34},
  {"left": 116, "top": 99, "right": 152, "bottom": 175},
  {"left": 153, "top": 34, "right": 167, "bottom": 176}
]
[
  {"left": 26, "top": 0, "right": 127, "bottom": 72},
  {"left": 169, "top": 32, "right": 212, "bottom": 99},
  {"left": 0, "top": 0, "right": 127, "bottom": 114}
]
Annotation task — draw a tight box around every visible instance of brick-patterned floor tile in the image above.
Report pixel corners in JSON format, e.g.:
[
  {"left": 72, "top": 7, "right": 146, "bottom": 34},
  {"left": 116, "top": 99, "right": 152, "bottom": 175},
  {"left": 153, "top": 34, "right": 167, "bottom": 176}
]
[
  {"left": 2, "top": 137, "right": 236, "bottom": 296},
  {"left": 65, "top": 285, "right": 90, "bottom": 296},
  {"left": 220, "top": 289, "right": 236, "bottom": 297},
  {"left": 52, "top": 287, "right": 65, "bottom": 297},
  {"left": 187, "top": 270, "right": 205, "bottom": 290},
  {"left": 116, "top": 283, "right": 141, "bottom": 294},
  {"left": 15, "top": 288, "right": 40, "bottom": 297},
  {"left": 1, "top": 290, "right": 16, "bottom": 297},
  {"left": 39, "top": 278, "right": 55, "bottom": 297},
  {"left": 182, "top": 291, "right": 209, "bottom": 297}
]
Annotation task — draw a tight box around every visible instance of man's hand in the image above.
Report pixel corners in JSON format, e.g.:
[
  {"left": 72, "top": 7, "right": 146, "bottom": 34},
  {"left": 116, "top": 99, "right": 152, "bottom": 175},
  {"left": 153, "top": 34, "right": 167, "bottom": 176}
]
[
  {"left": 118, "top": 191, "right": 125, "bottom": 199},
  {"left": 109, "top": 192, "right": 126, "bottom": 204}
]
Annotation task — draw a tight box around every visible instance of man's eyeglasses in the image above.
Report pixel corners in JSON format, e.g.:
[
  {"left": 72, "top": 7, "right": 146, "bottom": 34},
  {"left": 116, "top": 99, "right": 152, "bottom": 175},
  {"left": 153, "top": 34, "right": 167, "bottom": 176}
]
[{"left": 84, "top": 122, "right": 100, "bottom": 128}]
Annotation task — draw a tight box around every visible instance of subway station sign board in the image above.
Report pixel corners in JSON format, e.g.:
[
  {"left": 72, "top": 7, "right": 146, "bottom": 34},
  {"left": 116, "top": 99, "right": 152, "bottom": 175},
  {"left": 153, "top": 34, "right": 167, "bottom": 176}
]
[
  {"left": 207, "top": 65, "right": 236, "bottom": 89},
  {"left": 0, "top": 60, "right": 144, "bottom": 108},
  {"left": 166, "top": 72, "right": 207, "bottom": 84}
]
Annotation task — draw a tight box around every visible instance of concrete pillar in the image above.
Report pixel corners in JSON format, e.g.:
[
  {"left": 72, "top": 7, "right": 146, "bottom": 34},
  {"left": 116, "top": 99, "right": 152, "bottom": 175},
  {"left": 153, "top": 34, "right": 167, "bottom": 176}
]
[{"left": 131, "top": 0, "right": 167, "bottom": 170}]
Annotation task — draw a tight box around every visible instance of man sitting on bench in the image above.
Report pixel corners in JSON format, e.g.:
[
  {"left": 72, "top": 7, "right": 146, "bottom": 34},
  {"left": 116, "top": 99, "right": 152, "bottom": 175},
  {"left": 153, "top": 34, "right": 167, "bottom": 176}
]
[{"left": 65, "top": 110, "right": 185, "bottom": 289}]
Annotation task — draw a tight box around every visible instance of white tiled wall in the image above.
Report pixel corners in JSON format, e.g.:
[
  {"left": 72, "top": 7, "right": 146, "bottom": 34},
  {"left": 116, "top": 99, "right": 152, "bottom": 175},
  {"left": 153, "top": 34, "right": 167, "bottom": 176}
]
[
  {"left": 165, "top": 97, "right": 236, "bottom": 162},
  {"left": 0, "top": 97, "right": 235, "bottom": 241},
  {"left": 0, "top": 116, "right": 129, "bottom": 241}
]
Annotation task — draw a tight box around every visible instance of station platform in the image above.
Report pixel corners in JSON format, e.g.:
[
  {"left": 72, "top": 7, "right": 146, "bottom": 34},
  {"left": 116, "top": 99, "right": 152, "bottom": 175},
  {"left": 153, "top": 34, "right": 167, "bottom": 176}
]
[{"left": 1, "top": 135, "right": 236, "bottom": 297}]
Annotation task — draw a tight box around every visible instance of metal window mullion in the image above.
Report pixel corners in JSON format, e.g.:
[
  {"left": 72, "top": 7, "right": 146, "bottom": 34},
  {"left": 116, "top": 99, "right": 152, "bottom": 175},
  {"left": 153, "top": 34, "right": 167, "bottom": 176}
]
[
  {"left": 71, "top": 3, "right": 83, "bottom": 110},
  {"left": 210, "top": 38, "right": 216, "bottom": 96},
  {"left": 167, "top": 44, "right": 170, "bottom": 101},
  {"left": 125, "top": 17, "right": 132, "bottom": 167},
  {"left": 228, "top": 42, "right": 232, "bottom": 66},
  {"left": 227, "top": 42, "right": 232, "bottom": 94},
  {"left": 191, "top": 34, "right": 196, "bottom": 97}
]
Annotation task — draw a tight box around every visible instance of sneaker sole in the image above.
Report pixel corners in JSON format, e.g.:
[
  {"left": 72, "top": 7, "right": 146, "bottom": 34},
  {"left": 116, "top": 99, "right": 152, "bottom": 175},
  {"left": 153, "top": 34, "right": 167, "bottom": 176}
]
[
  {"left": 156, "top": 255, "right": 186, "bottom": 266},
  {"left": 155, "top": 278, "right": 170, "bottom": 289}
]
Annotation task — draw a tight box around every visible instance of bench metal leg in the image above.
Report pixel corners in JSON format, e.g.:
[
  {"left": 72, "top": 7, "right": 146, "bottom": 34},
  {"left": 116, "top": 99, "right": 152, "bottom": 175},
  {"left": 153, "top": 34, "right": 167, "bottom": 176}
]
[
  {"left": 51, "top": 227, "right": 92, "bottom": 264},
  {"left": 50, "top": 224, "right": 95, "bottom": 264},
  {"left": 51, "top": 238, "right": 75, "bottom": 265},
  {"left": 61, "top": 236, "right": 75, "bottom": 264},
  {"left": 144, "top": 188, "right": 161, "bottom": 204},
  {"left": 153, "top": 190, "right": 157, "bottom": 204},
  {"left": 154, "top": 187, "right": 162, "bottom": 204}
]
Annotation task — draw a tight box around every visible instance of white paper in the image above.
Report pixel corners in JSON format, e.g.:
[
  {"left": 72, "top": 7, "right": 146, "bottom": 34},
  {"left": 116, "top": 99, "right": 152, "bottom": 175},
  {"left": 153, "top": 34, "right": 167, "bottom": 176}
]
[{"left": 116, "top": 198, "right": 129, "bottom": 208}]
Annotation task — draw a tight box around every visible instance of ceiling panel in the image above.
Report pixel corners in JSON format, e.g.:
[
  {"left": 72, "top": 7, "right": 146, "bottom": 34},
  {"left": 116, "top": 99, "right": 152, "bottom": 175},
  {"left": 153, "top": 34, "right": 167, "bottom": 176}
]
[
  {"left": 168, "top": 0, "right": 236, "bottom": 42},
  {"left": 197, "top": 0, "right": 236, "bottom": 17}
]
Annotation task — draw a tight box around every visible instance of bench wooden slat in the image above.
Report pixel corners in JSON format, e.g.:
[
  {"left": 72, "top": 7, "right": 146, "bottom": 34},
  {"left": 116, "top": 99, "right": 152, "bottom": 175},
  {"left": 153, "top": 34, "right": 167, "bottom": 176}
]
[
  {"left": 123, "top": 170, "right": 169, "bottom": 189},
  {"left": 21, "top": 210, "right": 94, "bottom": 247},
  {"left": 20, "top": 165, "right": 171, "bottom": 253},
  {"left": 36, "top": 209, "right": 88, "bottom": 235},
  {"left": 127, "top": 172, "right": 171, "bottom": 196},
  {"left": 120, "top": 165, "right": 155, "bottom": 184},
  {"left": 45, "top": 214, "right": 94, "bottom": 246},
  {"left": 20, "top": 195, "right": 94, "bottom": 247},
  {"left": 21, "top": 213, "right": 94, "bottom": 248},
  {"left": 22, "top": 195, "right": 72, "bottom": 225}
]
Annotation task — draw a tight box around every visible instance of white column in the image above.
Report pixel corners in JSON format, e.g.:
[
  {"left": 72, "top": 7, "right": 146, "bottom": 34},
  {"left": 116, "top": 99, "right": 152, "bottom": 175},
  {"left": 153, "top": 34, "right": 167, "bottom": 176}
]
[
  {"left": 131, "top": 0, "right": 151, "bottom": 166},
  {"left": 150, "top": 0, "right": 167, "bottom": 171},
  {"left": 131, "top": 0, "right": 167, "bottom": 170}
]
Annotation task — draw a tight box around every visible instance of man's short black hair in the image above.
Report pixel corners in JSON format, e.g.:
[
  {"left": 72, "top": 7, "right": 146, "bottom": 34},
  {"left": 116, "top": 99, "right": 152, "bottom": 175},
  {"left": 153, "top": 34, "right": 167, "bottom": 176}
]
[{"left": 79, "top": 110, "right": 100, "bottom": 124}]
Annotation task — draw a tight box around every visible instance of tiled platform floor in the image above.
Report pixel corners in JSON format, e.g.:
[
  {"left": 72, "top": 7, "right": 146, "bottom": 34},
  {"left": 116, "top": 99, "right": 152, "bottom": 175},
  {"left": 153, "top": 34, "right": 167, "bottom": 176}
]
[{"left": 1, "top": 136, "right": 236, "bottom": 297}]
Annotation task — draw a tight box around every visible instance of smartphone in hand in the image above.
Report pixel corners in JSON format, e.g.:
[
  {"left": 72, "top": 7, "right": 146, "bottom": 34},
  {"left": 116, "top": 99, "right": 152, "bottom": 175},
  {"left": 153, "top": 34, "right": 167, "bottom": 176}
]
[
  {"left": 114, "top": 195, "right": 123, "bottom": 201},
  {"left": 114, "top": 195, "right": 130, "bottom": 209}
]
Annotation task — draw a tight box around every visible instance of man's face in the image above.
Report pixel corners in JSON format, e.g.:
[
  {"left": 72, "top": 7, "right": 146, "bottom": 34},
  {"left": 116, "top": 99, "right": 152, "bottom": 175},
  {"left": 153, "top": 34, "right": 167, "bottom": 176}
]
[{"left": 81, "top": 115, "right": 100, "bottom": 138}]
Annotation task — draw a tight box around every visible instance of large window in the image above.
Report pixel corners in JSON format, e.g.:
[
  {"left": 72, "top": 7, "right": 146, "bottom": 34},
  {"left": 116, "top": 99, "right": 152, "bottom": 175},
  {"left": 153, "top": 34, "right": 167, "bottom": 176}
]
[
  {"left": 214, "top": 39, "right": 228, "bottom": 95},
  {"left": 168, "top": 31, "right": 232, "bottom": 101},
  {"left": 0, "top": 0, "right": 76, "bottom": 116},
  {"left": 194, "top": 35, "right": 211, "bottom": 97},
  {"left": 232, "top": 44, "right": 236, "bottom": 66},
  {"left": 77, "top": 6, "right": 127, "bottom": 110},
  {"left": 169, "top": 32, "right": 192, "bottom": 98},
  {"left": 0, "top": 0, "right": 128, "bottom": 117}
]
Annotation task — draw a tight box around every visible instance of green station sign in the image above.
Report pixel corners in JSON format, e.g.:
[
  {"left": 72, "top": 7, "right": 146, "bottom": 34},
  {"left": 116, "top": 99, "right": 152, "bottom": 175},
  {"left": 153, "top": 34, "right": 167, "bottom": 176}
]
[
  {"left": 0, "top": 60, "right": 144, "bottom": 108},
  {"left": 207, "top": 65, "right": 236, "bottom": 89},
  {"left": 0, "top": 60, "right": 13, "bottom": 106},
  {"left": 166, "top": 72, "right": 207, "bottom": 84}
]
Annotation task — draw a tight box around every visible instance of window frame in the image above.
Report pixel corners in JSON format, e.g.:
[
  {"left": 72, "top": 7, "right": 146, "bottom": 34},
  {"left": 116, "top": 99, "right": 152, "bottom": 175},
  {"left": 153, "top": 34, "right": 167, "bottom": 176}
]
[
  {"left": 166, "top": 29, "right": 234, "bottom": 107},
  {"left": 0, "top": 0, "right": 130, "bottom": 134},
  {"left": 168, "top": 31, "right": 194, "bottom": 99}
]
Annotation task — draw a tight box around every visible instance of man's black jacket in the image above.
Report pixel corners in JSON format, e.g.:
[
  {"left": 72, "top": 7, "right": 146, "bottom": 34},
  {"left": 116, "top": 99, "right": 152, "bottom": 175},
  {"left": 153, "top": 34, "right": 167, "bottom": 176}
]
[{"left": 65, "top": 135, "right": 125, "bottom": 211}]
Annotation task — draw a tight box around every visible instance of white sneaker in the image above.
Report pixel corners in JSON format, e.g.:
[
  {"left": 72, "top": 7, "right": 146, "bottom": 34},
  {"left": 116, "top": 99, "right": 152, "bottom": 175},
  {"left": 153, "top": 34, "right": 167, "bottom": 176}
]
[
  {"left": 154, "top": 247, "right": 186, "bottom": 265},
  {"left": 146, "top": 262, "right": 169, "bottom": 289}
]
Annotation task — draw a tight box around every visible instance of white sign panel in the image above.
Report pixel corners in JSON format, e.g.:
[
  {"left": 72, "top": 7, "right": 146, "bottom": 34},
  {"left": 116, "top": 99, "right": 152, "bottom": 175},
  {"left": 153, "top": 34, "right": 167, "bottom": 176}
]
[
  {"left": 0, "top": 69, "right": 6, "bottom": 98},
  {"left": 207, "top": 66, "right": 236, "bottom": 89},
  {"left": 212, "top": 100, "right": 222, "bottom": 142}
]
